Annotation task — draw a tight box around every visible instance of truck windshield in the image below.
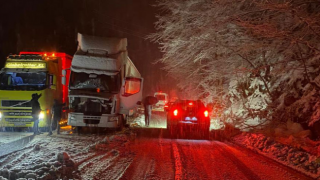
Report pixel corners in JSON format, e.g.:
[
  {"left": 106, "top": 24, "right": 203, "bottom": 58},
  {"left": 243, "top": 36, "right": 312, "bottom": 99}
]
[
  {"left": 0, "top": 72, "right": 47, "bottom": 90},
  {"left": 69, "top": 72, "right": 120, "bottom": 93}
]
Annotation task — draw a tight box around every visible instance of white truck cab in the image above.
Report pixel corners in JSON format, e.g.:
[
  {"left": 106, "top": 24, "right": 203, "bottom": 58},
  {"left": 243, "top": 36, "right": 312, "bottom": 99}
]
[{"left": 62, "top": 33, "right": 143, "bottom": 130}]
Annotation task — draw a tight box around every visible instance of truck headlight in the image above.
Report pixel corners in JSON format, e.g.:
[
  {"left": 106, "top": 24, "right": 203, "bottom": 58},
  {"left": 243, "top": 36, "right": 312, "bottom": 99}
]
[
  {"left": 0, "top": 112, "right": 2, "bottom": 119},
  {"left": 39, "top": 111, "right": 45, "bottom": 120}
]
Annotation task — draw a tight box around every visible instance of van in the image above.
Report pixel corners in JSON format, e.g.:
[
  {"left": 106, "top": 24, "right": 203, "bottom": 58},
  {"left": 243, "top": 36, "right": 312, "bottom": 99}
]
[{"left": 153, "top": 92, "right": 169, "bottom": 111}]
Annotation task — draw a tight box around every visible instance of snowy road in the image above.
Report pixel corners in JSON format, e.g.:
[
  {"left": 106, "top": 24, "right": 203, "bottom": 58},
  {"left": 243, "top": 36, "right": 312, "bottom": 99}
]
[
  {"left": 0, "top": 129, "right": 313, "bottom": 180},
  {"left": 0, "top": 113, "right": 314, "bottom": 180},
  {"left": 120, "top": 133, "right": 313, "bottom": 180}
]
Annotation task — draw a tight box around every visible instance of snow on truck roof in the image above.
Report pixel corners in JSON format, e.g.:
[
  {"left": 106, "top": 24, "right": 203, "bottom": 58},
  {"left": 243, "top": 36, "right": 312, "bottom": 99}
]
[
  {"left": 71, "top": 51, "right": 126, "bottom": 75},
  {"left": 77, "top": 33, "right": 127, "bottom": 54},
  {"left": 71, "top": 33, "right": 129, "bottom": 75}
]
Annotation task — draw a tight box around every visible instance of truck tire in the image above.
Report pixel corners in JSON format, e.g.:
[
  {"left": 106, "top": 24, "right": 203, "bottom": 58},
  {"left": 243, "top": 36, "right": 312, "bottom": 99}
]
[{"left": 73, "top": 126, "right": 82, "bottom": 135}]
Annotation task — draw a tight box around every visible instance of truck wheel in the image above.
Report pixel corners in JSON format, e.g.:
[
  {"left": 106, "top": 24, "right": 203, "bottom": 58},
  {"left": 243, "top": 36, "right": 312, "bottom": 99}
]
[{"left": 73, "top": 126, "right": 81, "bottom": 135}]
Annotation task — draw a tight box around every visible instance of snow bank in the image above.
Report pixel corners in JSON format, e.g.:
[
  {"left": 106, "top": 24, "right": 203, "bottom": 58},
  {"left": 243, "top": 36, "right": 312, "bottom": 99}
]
[
  {"left": 274, "top": 120, "right": 311, "bottom": 139},
  {"left": 233, "top": 133, "right": 320, "bottom": 178}
]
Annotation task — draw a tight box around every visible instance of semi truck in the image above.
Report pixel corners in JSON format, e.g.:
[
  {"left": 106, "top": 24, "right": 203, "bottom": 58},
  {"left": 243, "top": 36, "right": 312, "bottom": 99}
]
[
  {"left": 0, "top": 52, "right": 72, "bottom": 130},
  {"left": 63, "top": 33, "right": 143, "bottom": 130}
]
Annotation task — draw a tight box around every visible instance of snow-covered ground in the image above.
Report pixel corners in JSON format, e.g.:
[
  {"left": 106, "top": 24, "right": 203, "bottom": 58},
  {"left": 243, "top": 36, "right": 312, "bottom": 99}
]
[
  {"left": 232, "top": 132, "right": 320, "bottom": 179},
  {"left": 0, "top": 132, "right": 32, "bottom": 145},
  {"left": 0, "top": 128, "right": 135, "bottom": 180},
  {"left": 0, "top": 114, "right": 317, "bottom": 180}
]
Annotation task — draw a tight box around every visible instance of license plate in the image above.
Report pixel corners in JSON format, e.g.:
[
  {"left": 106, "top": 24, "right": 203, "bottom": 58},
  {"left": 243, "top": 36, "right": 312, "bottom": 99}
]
[{"left": 185, "top": 117, "right": 197, "bottom": 121}]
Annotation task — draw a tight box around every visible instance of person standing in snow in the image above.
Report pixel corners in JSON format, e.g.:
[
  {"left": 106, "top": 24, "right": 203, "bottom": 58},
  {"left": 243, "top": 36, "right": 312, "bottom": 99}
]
[
  {"left": 143, "top": 96, "right": 158, "bottom": 127},
  {"left": 49, "top": 99, "right": 65, "bottom": 135},
  {"left": 31, "top": 93, "right": 42, "bottom": 135}
]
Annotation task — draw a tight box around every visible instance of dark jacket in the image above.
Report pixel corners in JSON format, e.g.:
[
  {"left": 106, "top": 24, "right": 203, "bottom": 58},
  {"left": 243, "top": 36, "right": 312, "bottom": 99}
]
[
  {"left": 52, "top": 102, "right": 65, "bottom": 119},
  {"left": 31, "top": 94, "right": 42, "bottom": 115},
  {"left": 143, "top": 96, "right": 158, "bottom": 106}
]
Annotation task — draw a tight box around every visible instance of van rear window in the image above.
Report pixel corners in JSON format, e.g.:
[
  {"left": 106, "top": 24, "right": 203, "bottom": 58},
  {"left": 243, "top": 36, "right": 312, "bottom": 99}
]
[{"left": 155, "top": 95, "right": 166, "bottom": 100}]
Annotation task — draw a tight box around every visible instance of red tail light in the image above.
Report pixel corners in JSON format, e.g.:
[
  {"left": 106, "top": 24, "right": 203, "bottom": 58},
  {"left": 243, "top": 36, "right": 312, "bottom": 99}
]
[
  {"left": 204, "top": 110, "right": 209, "bottom": 117},
  {"left": 173, "top": 109, "right": 178, "bottom": 116},
  {"left": 188, "top": 102, "right": 193, "bottom": 106}
]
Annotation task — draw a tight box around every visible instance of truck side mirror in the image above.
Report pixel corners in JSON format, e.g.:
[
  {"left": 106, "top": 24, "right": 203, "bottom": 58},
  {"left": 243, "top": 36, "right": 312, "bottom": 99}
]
[
  {"left": 62, "top": 69, "right": 67, "bottom": 76},
  {"left": 62, "top": 77, "right": 66, "bottom": 85},
  {"left": 61, "top": 69, "right": 68, "bottom": 85},
  {"left": 122, "top": 77, "right": 142, "bottom": 97}
]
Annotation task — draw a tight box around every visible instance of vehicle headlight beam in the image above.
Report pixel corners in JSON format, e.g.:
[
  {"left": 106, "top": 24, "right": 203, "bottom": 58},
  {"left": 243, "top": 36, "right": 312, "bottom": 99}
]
[{"left": 39, "top": 111, "right": 45, "bottom": 121}]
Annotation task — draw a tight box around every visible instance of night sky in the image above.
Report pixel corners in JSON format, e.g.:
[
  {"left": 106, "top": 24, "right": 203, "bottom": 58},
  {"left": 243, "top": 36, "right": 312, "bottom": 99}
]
[{"left": 0, "top": 0, "right": 166, "bottom": 95}]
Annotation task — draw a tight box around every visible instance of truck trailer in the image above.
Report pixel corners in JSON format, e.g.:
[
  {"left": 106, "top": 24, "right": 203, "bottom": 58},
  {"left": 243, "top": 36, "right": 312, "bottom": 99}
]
[
  {"left": 63, "top": 33, "right": 143, "bottom": 130},
  {"left": 0, "top": 52, "right": 72, "bottom": 130}
]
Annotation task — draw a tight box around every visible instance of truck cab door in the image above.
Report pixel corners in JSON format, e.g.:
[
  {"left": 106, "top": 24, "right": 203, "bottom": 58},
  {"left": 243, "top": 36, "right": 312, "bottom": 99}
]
[{"left": 119, "top": 77, "right": 143, "bottom": 115}]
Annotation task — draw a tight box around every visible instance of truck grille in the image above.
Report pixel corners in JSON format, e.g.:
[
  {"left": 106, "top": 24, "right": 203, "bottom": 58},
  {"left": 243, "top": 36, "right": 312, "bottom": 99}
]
[
  {"left": 84, "top": 101, "right": 102, "bottom": 116},
  {"left": 1, "top": 100, "right": 31, "bottom": 107}
]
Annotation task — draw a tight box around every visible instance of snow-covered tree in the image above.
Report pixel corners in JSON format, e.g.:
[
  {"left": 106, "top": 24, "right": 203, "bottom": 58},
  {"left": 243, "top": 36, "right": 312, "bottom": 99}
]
[{"left": 150, "top": 0, "right": 320, "bottom": 134}]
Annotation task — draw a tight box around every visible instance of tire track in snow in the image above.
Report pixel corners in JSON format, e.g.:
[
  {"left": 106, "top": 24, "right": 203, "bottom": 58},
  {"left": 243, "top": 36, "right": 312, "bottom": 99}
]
[
  {"left": 214, "top": 141, "right": 262, "bottom": 180},
  {"left": 172, "top": 142, "right": 183, "bottom": 180},
  {"left": 176, "top": 140, "right": 211, "bottom": 180},
  {"left": 77, "top": 137, "right": 134, "bottom": 180},
  {"left": 197, "top": 141, "right": 229, "bottom": 179},
  {"left": 188, "top": 140, "right": 247, "bottom": 179},
  {"left": 77, "top": 153, "right": 107, "bottom": 171},
  {"left": 97, "top": 151, "right": 134, "bottom": 180},
  {"left": 180, "top": 140, "right": 216, "bottom": 179},
  {"left": 79, "top": 150, "right": 121, "bottom": 180},
  {"left": 119, "top": 137, "right": 174, "bottom": 180},
  {"left": 118, "top": 140, "right": 157, "bottom": 179},
  {"left": 0, "top": 139, "right": 45, "bottom": 169},
  {"left": 0, "top": 146, "right": 35, "bottom": 169}
]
